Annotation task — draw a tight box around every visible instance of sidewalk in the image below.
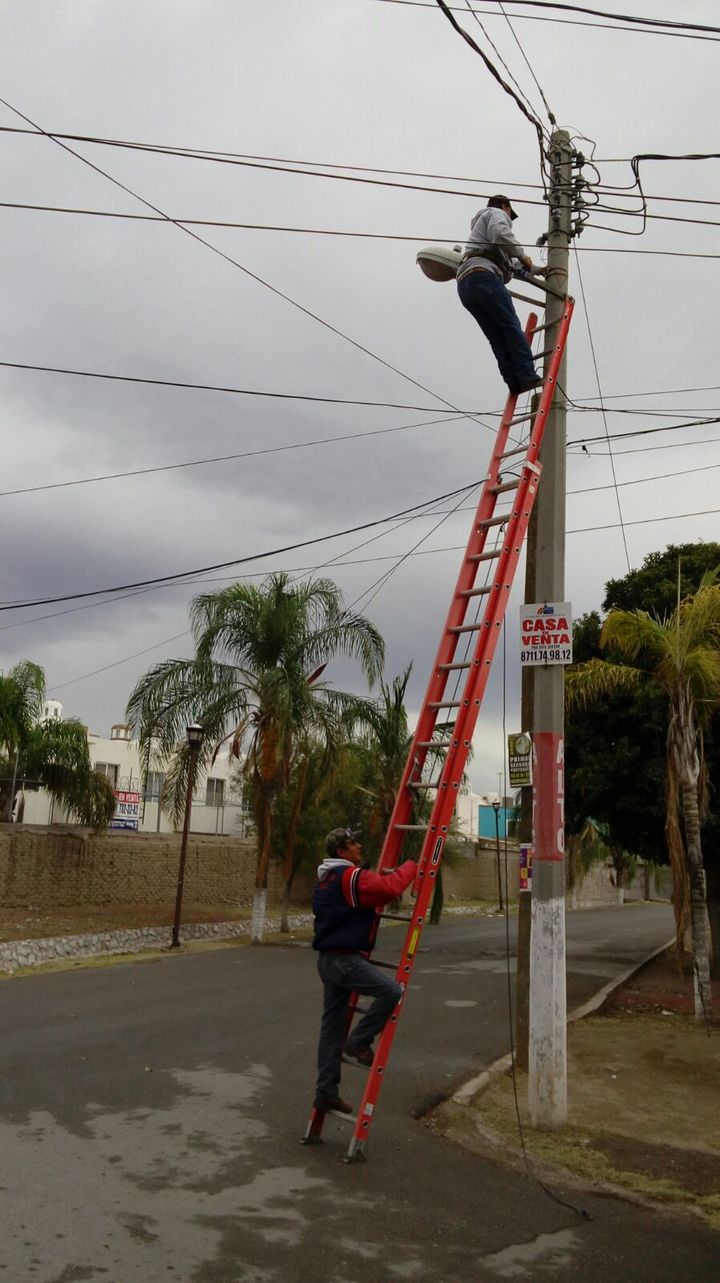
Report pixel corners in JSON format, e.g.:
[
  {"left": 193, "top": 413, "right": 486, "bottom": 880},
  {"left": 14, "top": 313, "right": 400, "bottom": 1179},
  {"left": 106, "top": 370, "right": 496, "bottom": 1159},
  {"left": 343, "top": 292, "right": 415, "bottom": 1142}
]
[{"left": 433, "top": 946, "right": 720, "bottom": 1228}]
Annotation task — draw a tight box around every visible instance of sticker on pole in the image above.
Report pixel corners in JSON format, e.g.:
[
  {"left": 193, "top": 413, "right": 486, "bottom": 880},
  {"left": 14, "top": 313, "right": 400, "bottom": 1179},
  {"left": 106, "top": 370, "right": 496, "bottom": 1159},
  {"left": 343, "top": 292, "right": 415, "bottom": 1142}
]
[{"left": 520, "top": 603, "right": 573, "bottom": 666}]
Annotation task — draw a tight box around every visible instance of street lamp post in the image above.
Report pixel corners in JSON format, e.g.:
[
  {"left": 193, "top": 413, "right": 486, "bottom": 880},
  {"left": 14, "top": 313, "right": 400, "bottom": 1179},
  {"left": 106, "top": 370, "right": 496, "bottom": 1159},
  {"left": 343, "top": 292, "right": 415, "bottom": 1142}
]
[
  {"left": 170, "top": 723, "right": 204, "bottom": 949},
  {"left": 492, "top": 797, "right": 504, "bottom": 913}
]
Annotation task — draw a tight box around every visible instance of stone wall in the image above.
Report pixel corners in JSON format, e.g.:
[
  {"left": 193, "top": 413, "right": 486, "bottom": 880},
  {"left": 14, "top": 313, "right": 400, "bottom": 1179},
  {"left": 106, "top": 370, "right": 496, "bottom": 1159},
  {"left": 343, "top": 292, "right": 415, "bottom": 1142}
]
[
  {"left": 1, "top": 826, "right": 656, "bottom": 914},
  {"left": 0, "top": 825, "right": 313, "bottom": 910}
]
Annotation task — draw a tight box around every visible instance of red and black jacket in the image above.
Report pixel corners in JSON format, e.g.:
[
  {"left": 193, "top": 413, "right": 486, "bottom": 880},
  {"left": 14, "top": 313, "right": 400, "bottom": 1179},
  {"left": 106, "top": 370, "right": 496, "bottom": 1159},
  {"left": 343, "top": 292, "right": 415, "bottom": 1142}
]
[{"left": 312, "top": 857, "right": 417, "bottom": 953}]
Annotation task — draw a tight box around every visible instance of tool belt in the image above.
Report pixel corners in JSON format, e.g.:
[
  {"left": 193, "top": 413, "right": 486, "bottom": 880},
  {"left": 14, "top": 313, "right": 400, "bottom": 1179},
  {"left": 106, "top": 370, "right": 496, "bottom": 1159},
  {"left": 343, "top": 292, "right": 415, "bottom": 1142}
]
[{"left": 459, "top": 247, "right": 506, "bottom": 269}]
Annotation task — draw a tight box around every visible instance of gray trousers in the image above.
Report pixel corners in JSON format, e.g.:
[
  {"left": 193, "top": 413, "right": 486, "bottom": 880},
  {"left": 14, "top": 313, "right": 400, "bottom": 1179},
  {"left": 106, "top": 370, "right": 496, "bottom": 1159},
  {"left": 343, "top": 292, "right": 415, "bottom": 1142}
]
[{"left": 315, "top": 952, "right": 402, "bottom": 1100}]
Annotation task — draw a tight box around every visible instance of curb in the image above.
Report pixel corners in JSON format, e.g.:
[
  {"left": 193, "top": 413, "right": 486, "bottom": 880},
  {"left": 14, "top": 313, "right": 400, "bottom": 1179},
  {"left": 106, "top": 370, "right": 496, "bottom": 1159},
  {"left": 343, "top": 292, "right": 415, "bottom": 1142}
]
[
  {"left": 0, "top": 914, "right": 315, "bottom": 974},
  {"left": 451, "top": 936, "right": 675, "bottom": 1106}
]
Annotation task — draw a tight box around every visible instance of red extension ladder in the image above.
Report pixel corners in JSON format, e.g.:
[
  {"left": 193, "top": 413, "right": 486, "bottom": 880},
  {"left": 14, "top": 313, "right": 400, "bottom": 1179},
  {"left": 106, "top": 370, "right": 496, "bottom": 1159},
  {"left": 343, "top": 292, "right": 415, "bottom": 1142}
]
[{"left": 303, "top": 288, "right": 575, "bottom": 1161}]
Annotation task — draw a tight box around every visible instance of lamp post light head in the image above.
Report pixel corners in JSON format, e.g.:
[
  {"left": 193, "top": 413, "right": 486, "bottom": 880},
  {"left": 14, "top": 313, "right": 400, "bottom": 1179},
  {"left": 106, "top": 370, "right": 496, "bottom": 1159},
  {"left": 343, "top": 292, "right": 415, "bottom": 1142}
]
[
  {"left": 186, "top": 723, "right": 204, "bottom": 750},
  {"left": 492, "top": 798, "right": 501, "bottom": 813},
  {"left": 416, "top": 244, "right": 462, "bottom": 282}
]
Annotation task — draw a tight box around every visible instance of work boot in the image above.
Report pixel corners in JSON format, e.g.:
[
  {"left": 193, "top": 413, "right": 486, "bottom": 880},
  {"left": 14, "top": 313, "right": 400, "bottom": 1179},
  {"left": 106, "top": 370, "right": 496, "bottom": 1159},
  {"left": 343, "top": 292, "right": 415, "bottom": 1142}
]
[
  {"left": 513, "top": 373, "right": 543, "bottom": 395},
  {"left": 315, "top": 1094, "right": 353, "bottom": 1115},
  {"left": 342, "top": 1042, "right": 374, "bottom": 1068}
]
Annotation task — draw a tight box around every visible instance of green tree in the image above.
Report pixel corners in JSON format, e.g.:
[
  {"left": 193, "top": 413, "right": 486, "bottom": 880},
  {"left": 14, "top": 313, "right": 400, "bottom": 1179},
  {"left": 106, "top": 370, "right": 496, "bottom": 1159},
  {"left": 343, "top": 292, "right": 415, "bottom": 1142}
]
[
  {"left": 126, "top": 573, "right": 384, "bottom": 942},
  {"left": 566, "top": 574, "right": 720, "bottom": 1021},
  {"left": 0, "top": 661, "right": 116, "bottom": 829}
]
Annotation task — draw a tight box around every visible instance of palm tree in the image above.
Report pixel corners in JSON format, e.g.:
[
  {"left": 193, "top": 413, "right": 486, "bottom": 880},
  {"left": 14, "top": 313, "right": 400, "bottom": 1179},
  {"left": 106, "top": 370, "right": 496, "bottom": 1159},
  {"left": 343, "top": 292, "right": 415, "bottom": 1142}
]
[
  {"left": 126, "top": 573, "right": 384, "bottom": 942},
  {"left": 0, "top": 661, "right": 116, "bottom": 828},
  {"left": 565, "top": 573, "right": 720, "bottom": 1021},
  {"left": 351, "top": 665, "right": 414, "bottom": 848}
]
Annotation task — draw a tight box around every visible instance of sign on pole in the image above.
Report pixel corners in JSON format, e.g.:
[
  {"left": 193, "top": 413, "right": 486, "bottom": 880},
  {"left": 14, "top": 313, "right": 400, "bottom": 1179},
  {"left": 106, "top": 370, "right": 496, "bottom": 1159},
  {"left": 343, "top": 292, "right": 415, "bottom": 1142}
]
[
  {"left": 519, "top": 602, "right": 573, "bottom": 667},
  {"left": 519, "top": 843, "right": 533, "bottom": 891},
  {"left": 110, "top": 789, "right": 141, "bottom": 831},
  {"left": 507, "top": 732, "right": 532, "bottom": 788}
]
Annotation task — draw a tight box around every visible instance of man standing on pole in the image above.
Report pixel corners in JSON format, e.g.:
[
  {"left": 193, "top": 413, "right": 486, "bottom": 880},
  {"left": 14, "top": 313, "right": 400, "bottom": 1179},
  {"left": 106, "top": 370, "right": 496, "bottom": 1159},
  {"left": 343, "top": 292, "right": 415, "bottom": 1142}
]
[{"left": 456, "top": 195, "right": 546, "bottom": 396}]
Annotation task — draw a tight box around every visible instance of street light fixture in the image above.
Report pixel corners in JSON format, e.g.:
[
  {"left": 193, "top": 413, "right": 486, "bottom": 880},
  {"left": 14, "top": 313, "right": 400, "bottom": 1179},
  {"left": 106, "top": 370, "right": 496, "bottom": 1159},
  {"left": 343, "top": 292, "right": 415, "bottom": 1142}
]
[
  {"left": 492, "top": 796, "right": 504, "bottom": 914},
  {"left": 170, "top": 723, "right": 204, "bottom": 949}
]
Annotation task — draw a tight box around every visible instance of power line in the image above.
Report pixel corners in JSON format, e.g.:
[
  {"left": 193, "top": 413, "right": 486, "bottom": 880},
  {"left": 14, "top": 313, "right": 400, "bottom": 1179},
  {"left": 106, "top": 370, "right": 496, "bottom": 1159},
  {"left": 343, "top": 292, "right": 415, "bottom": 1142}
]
[
  {"left": 568, "top": 459, "right": 720, "bottom": 495},
  {"left": 496, "top": 1, "right": 557, "bottom": 125},
  {"left": 0, "top": 480, "right": 483, "bottom": 612},
  {"left": 45, "top": 498, "right": 720, "bottom": 694},
  {"left": 0, "top": 413, "right": 469, "bottom": 501},
  {"left": 377, "top": 1, "right": 720, "bottom": 42},
  {"left": 4, "top": 125, "right": 720, "bottom": 228},
  {"left": 433, "top": 0, "right": 549, "bottom": 175},
  {"left": 462, "top": 0, "right": 550, "bottom": 127},
  {"left": 3, "top": 124, "right": 719, "bottom": 208},
  {"left": 568, "top": 415, "right": 720, "bottom": 449},
  {"left": 0, "top": 358, "right": 444, "bottom": 414},
  {"left": 491, "top": 2, "right": 720, "bottom": 38},
  {"left": 0, "top": 98, "right": 490, "bottom": 433},
  {"left": 7, "top": 200, "right": 720, "bottom": 255},
  {"left": 572, "top": 246, "right": 630, "bottom": 568}
]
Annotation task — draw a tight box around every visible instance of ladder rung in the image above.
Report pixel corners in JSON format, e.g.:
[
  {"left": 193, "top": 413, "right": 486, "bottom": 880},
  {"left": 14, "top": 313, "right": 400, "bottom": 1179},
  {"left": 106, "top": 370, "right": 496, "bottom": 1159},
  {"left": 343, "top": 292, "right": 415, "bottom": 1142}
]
[
  {"left": 477, "top": 515, "right": 508, "bottom": 529},
  {"left": 534, "top": 346, "right": 556, "bottom": 360},
  {"left": 416, "top": 739, "right": 452, "bottom": 748},
  {"left": 429, "top": 698, "right": 462, "bottom": 706},
  {"left": 500, "top": 444, "right": 527, "bottom": 460},
  {"left": 532, "top": 320, "right": 551, "bottom": 334},
  {"left": 395, "top": 823, "right": 428, "bottom": 831},
  {"left": 438, "top": 661, "right": 471, "bottom": 670},
  {"left": 492, "top": 480, "right": 520, "bottom": 495},
  {"left": 449, "top": 624, "right": 482, "bottom": 634},
  {"left": 372, "top": 958, "right": 401, "bottom": 969},
  {"left": 508, "top": 411, "right": 535, "bottom": 426},
  {"left": 468, "top": 550, "right": 501, "bottom": 562},
  {"left": 508, "top": 289, "right": 545, "bottom": 307},
  {"left": 379, "top": 912, "right": 415, "bottom": 921},
  {"left": 408, "top": 780, "right": 439, "bottom": 790},
  {"left": 327, "top": 1109, "right": 358, "bottom": 1123},
  {"left": 459, "top": 586, "right": 491, "bottom": 598}
]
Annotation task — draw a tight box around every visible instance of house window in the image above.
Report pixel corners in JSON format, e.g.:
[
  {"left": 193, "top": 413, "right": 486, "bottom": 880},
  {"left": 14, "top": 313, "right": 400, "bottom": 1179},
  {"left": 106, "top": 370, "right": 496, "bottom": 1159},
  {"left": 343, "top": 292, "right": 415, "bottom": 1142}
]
[
  {"left": 144, "top": 770, "right": 165, "bottom": 799},
  {"left": 205, "top": 778, "right": 225, "bottom": 807},
  {"left": 95, "top": 762, "right": 119, "bottom": 787}
]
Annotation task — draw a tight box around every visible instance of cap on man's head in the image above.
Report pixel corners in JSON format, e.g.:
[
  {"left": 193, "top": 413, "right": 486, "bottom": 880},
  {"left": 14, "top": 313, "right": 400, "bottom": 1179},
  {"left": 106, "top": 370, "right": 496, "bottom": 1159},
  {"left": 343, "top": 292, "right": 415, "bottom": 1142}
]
[
  {"left": 325, "top": 826, "right": 362, "bottom": 857},
  {"left": 487, "top": 194, "right": 518, "bottom": 221}
]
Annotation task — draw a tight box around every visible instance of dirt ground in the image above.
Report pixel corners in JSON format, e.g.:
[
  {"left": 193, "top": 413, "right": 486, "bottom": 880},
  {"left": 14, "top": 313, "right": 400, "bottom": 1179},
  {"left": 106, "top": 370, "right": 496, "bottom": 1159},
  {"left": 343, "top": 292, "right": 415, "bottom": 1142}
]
[{"left": 433, "top": 949, "right": 720, "bottom": 1227}]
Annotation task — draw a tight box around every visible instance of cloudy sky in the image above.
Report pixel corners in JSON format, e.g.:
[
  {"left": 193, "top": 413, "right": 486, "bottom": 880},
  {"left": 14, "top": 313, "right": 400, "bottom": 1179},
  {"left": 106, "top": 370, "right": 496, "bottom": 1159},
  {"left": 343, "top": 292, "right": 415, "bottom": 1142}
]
[{"left": 1, "top": 1, "right": 718, "bottom": 792}]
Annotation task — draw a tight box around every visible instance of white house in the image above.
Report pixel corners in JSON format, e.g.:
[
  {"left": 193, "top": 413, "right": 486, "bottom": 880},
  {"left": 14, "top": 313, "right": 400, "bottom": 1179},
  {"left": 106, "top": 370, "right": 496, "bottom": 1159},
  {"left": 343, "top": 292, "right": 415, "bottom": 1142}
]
[{"left": 17, "top": 704, "right": 251, "bottom": 835}]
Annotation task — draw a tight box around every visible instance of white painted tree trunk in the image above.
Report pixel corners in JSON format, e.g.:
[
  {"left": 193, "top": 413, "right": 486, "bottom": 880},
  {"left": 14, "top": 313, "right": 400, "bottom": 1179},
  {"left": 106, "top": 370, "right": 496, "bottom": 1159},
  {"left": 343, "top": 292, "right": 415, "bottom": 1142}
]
[{"left": 250, "top": 887, "right": 267, "bottom": 944}]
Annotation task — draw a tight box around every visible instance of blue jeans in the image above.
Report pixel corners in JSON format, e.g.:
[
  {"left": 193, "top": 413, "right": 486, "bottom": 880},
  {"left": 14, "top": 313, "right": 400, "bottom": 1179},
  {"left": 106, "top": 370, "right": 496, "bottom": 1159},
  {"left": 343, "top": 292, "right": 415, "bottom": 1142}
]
[
  {"left": 457, "top": 268, "right": 537, "bottom": 393},
  {"left": 315, "top": 952, "right": 402, "bottom": 1101}
]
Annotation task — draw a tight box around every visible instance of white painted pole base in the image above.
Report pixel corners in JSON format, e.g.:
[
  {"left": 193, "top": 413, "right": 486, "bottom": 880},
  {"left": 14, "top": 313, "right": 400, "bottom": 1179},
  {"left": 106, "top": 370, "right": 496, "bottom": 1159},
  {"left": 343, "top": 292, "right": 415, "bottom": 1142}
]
[
  {"left": 250, "top": 887, "right": 267, "bottom": 943},
  {"left": 528, "top": 888, "right": 567, "bottom": 1128}
]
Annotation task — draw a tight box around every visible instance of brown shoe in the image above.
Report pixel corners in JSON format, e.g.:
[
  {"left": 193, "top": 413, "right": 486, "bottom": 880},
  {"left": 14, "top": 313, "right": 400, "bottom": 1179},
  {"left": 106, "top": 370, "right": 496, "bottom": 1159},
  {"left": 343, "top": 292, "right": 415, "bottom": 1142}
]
[
  {"left": 315, "top": 1094, "right": 353, "bottom": 1115},
  {"left": 342, "top": 1042, "right": 374, "bottom": 1068}
]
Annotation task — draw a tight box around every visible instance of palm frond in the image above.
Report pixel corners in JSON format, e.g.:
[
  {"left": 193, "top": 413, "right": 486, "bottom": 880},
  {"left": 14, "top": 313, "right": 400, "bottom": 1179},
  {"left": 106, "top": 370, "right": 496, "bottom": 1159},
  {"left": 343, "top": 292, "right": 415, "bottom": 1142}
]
[{"left": 564, "top": 657, "right": 642, "bottom": 709}]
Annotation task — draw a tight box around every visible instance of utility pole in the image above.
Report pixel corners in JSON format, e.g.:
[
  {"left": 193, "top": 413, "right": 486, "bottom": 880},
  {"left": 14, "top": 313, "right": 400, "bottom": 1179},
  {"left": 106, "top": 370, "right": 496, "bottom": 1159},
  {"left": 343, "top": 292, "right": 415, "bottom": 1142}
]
[{"left": 527, "top": 129, "right": 573, "bottom": 1128}]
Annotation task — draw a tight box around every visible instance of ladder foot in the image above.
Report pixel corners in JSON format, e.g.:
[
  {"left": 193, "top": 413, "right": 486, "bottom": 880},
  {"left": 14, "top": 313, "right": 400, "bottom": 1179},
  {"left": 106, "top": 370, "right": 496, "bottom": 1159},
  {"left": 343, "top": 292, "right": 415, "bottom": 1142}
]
[
  {"left": 344, "top": 1141, "right": 367, "bottom": 1163},
  {"left": 300, "top": 1133, "right": 324, "bottom": 1146}
]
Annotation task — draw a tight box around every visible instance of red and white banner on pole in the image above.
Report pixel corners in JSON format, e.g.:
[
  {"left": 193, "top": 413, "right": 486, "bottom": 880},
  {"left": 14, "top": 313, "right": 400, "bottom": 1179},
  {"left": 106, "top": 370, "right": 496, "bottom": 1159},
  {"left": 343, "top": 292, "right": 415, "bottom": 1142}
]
[{"left": 532, "top": 733, "right": 564, "bottom": 863}]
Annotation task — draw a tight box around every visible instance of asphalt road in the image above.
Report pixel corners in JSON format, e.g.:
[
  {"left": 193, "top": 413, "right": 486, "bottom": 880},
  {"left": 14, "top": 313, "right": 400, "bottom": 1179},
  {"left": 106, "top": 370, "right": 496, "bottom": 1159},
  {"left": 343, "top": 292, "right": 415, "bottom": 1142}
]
[{"left": 2, "top": 902, "right": 718, "bottom": 1283}]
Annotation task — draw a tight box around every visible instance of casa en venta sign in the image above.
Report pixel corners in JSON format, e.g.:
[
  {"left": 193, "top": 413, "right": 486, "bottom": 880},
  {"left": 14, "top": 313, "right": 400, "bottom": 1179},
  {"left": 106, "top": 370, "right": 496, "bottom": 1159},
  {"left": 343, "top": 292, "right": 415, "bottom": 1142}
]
[{"left": 519, "top": 602, "right": 573, "bottom": 667}]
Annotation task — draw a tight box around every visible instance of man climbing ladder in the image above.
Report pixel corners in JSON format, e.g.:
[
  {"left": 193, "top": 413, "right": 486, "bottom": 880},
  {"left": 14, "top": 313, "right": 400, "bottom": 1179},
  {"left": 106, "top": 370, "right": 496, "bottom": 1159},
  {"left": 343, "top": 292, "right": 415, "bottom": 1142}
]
[{"left": 457, "top": 194, "right": 547, "bottom": 396}]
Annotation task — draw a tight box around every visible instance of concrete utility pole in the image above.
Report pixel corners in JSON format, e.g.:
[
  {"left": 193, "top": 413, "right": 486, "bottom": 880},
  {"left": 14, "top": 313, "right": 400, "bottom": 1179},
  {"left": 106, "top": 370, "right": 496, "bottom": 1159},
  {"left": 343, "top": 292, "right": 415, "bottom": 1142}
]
[{"left": 527, "top": 129, "right": 573, "bottom": 1128}]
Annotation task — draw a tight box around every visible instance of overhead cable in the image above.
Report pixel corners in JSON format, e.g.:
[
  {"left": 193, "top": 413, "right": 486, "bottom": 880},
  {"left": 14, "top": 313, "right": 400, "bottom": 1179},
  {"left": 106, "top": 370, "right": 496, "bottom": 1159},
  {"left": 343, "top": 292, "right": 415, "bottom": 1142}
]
[
  {"left": 378, "top": 1, "right": 720, "bottom": 41},
  {"left": 432, "top": 0, "right": 549, "bottom": 175},
  {"left": 0, "top": 480, "right": 483, "bottom": 612},
  {"left": 0, "top": 97, "right": 489, "bottom": 433},
  {"left": 571, "top": 247, "right": 630, "bottom": 569}
]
